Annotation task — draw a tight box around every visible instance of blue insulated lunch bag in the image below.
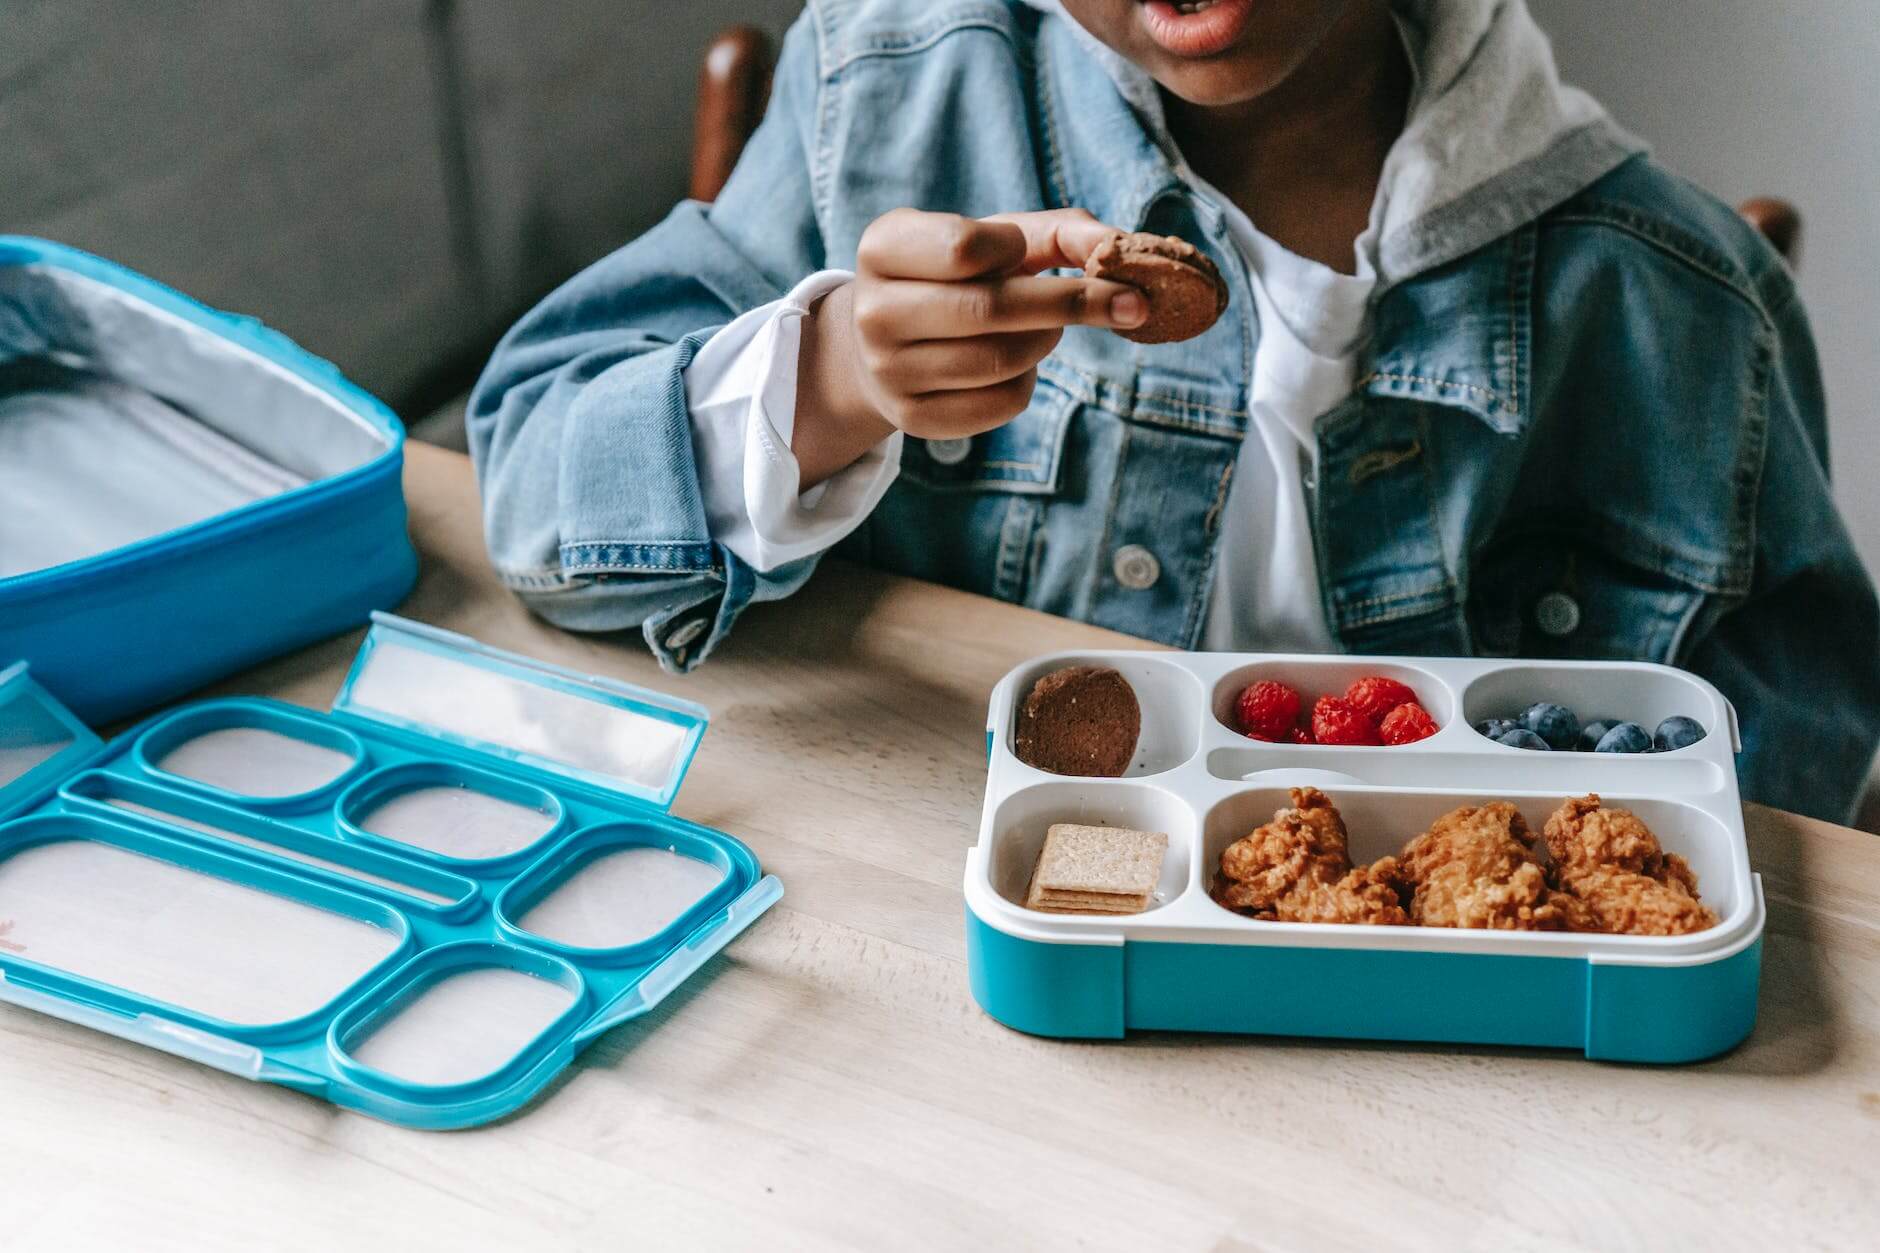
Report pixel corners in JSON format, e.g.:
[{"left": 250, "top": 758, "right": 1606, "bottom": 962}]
[{"left": 0, "top": 238, "right": 418, "bottom": 723}]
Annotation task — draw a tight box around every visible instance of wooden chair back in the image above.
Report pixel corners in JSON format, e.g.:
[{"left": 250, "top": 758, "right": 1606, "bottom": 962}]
[{"left": 690, "top": 26, "right": 774, "bottom": 204}]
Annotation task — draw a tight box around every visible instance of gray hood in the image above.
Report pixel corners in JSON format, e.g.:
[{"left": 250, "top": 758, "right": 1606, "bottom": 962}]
[{"left": 1018, "top": 0, "right": 1645, "bottom": 281}]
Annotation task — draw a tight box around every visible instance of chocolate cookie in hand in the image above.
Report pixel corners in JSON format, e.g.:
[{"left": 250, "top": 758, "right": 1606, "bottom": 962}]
[
  {"left": 1084, "top": 231, "right": 1228, "bottom": 344},
  {"left": 1014, "top": 665, "right": 1141, "bottom": 777}
]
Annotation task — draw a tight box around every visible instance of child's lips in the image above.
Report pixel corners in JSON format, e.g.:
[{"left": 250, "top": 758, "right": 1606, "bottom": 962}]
[{"left": 1137, "top": 0, "right": 1258, "bottom": 58}]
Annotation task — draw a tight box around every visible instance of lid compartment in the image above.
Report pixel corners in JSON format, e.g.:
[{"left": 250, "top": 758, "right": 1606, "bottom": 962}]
[
  {"left": 0, "top": 663, "right": 101, "bottom": 818},
  {"left": 0, "top": 813, "right": 407, "bottom": 1031},
  {"left": 332, "top": 614, "right": 708, "bottom": 809}
]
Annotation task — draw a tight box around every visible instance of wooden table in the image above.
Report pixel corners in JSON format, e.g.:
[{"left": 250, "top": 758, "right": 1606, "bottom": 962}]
[{"left": 5, "top": 444, "right": 1877, "bottom": 1251}]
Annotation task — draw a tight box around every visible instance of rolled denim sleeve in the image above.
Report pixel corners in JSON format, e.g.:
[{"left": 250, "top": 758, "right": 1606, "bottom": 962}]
[
  {"left": 1683, "top": 277, "right": 1880, "bottom": 823},
  {"left": 466, "top": 15, "right": 834, "bottom": 672}
]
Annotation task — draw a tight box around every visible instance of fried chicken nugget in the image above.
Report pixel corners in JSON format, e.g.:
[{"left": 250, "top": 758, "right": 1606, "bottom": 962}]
[
  {"left": 1541, "top": 794, "right": 1717, "bottom": 936},
  {"left": 1213, "top": 788, "right": 1410, "bottom": 925},
  {"left": 1396, "top": 802, "right": 1577, "bottom": 931}
]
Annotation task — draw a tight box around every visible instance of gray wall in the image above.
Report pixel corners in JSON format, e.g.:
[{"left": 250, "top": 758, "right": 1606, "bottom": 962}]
[
  {"left": 1530, "top": 0, "right": 1880, "bottom": 575},
  {"left": 2, "top": 0, "right": 805, "bottom": 410}
]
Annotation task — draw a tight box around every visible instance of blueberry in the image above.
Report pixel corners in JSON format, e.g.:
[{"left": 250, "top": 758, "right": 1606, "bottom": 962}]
[
  {"left": 1577, "top": 719, "right": 1617, "bottom": 752},
  {"left": 1595, "top": 722, "right": 1653, "bottom": 754},
  {"left": 1654, "top": 716, "right": 1707, "bottom": 752},
  {"left": 1474, "top": 718, "right": 1518, "bottom": 741},
  {"left": 1497, "top": 728, "right": 1551, "bottom": 751},
  {"left": 1521, "top": 702, "right": 1580, "bottom": 751}
]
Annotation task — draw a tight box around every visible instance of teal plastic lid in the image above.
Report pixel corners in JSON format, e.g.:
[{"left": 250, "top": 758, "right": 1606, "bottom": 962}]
[
  {"left": 332, "top": 614, "right": 708, "bottom": 810},
  {"left": 0, "top": 620, "right": 777, "bottom": 1130}
]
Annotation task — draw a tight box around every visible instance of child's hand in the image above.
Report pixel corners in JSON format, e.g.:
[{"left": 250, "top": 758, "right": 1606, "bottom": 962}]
[{"left": 793, "top": 208, "right": 1146, "bottom": 487}]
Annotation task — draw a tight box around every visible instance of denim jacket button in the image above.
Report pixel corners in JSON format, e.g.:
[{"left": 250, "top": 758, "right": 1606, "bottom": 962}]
[
  {"left": 663, "top": 616, "right": 709, "bottom": 651},
  {"left": 927, "top": 436, "right": 972, "bottom": 466},
  {"left": 1535, "top": 591, "right": 1582, "bottom": 637},
  {"left": 1112, "top": 544, "right": 1161, "bottom": 590}
]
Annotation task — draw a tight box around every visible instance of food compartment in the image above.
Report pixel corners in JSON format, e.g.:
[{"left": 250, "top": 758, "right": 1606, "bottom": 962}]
[
  {"left": 0, "top": 813, "right": 406, "bottom": 1028},
  {"left": 1210, "top": 659, "right": 1454, "bottom": 745},
  {"left": 62, "top": 772, "right": 475, "bottom": 910},
  {"left": 332, "top": 943, "right": 582, "bottom": 1090},
  {"left": 984, "top": 780, "right": 1195, "bottom": 916},
  {"left": 497, "top": 822, "right": 736, "bottom": 955},
  {"left": 1461, "top": 663, "right": 1730, "bottom": 755},
  {"left": 1002, "top": 653, "right": 1204, "bottom": 777},
  {"left": 136, "top": 702, "right": 364, "bottom": 805},
  {"left": 1199, "top": 786, "right": 1747, "bottom": 934},
  {"left": 339, "top": 762, "right": 562, "bottom": 863}
]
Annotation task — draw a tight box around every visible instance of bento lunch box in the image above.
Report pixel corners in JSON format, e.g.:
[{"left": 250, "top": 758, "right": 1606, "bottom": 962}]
[
  {"left": 965, "top": 651, "right": 1763, "bottom": 1063},
  {"left": 0, "top": 614, "right": 781, "bottom": 1128},
  {"left": 0, "top": 237, "right": 417, "bottom": 725}
]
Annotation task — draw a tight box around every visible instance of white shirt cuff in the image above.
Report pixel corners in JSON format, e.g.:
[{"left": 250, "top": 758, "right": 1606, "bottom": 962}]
[{"left": 684, "top": 269, "right": 902, "bottom": 574}]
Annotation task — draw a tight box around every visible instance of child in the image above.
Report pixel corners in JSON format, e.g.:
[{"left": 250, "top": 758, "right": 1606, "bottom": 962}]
[{"left": 468, "top": 0, "right": 1880, "bottom": 823}]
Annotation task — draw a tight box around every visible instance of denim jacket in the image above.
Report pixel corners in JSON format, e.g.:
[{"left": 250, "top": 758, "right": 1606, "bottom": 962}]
[{"left": 469, "top": 1, "right": 1880, "bottom": 822}]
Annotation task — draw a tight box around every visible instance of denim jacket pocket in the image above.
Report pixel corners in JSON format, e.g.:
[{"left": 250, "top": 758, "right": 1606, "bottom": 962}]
[
  {"left": 896, "top": 375, "right": 1076, "bottom": 494},
  {"left": 1469, "top": 527, "right": 1726, "bottom": 664}
]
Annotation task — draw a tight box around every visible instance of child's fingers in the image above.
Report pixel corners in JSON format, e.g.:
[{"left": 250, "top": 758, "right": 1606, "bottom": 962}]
[
  {"left": 891, "top": 370, "right": 1040, "bottom": 440},
  {"left": 877, "top": 328, "right": 1063, "bottom": 392},
  {"left": 858, "top": 275, "right": 1146, "bottom": 343},
  {"left": 981, "top": 208, "right": 1124, "bottom": 273},
  {"left": 857, "top": 209, "right": 1029, "bottom": 281}
]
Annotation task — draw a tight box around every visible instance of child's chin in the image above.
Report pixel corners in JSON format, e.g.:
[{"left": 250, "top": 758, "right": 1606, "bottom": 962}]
[{"left": 1142, "top": 53, "right": 1293, "bottom": 109}]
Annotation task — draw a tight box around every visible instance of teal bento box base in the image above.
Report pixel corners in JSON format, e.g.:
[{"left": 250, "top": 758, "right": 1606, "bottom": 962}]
[
  {"left": 969, "top": 649, "right": 1766, "bottom": 1064},
  {"left": 0, "top": 237, "right": 417, "bottom": 725},
  {"left": 966, "top": 897, "right": 1763, "bottom": 1063}
]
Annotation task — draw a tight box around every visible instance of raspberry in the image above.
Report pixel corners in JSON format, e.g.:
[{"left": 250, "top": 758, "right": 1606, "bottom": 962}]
[
  {"left": 1235, "top": 680, "right": 1301, "bottom": 741},
  {"left": 1312, "top": 696, "right": 1379, "bottom": 746},
  {"left": 1290, "top": 724, "right": 1315, "bottom": 745},
  {"left": 1379, "top": 702, "right": 1439, "bottom": 745},
  {"left": 1345, "top": 676, "right": 1419, "bottom": 728}
]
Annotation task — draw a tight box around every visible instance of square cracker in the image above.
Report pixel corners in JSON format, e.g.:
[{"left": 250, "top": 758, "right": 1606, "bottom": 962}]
[
  {"left": 1034, "top": 888, "right": 1150, "bottom": 908},
  {"left": 1030, "top": 891, "right": 1148, "bottom": 915},
  {"left": 1023, "top": 823, "right": 1166, "bottom": 913}
]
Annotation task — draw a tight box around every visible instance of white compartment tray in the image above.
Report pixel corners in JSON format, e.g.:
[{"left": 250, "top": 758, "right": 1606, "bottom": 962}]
[{"left": 963, "top": 650, "right": 1761, "bottom": 1061}]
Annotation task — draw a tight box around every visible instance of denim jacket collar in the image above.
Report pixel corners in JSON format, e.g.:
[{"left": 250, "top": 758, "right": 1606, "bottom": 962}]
[
  {"left": 1035, "top": 15, "right": 1534, "bottom": 438},
  {"left": 1361, "top": 224, "right": 1535, "bottom": 435},
  {"left": 1034, "top": 16, "right": 1184, "bottom": 242}
]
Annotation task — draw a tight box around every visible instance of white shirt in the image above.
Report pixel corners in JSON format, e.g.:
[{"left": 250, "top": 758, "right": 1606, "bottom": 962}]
[
  {"left": 1198, "top": 189, "right": 1378, "bottom": 652},
  {"left": 681, "top": 216, "right": 1373, "bottom": 651},
  {"left": 684, "top": 270, "right": 900, "bottom": 573}
]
